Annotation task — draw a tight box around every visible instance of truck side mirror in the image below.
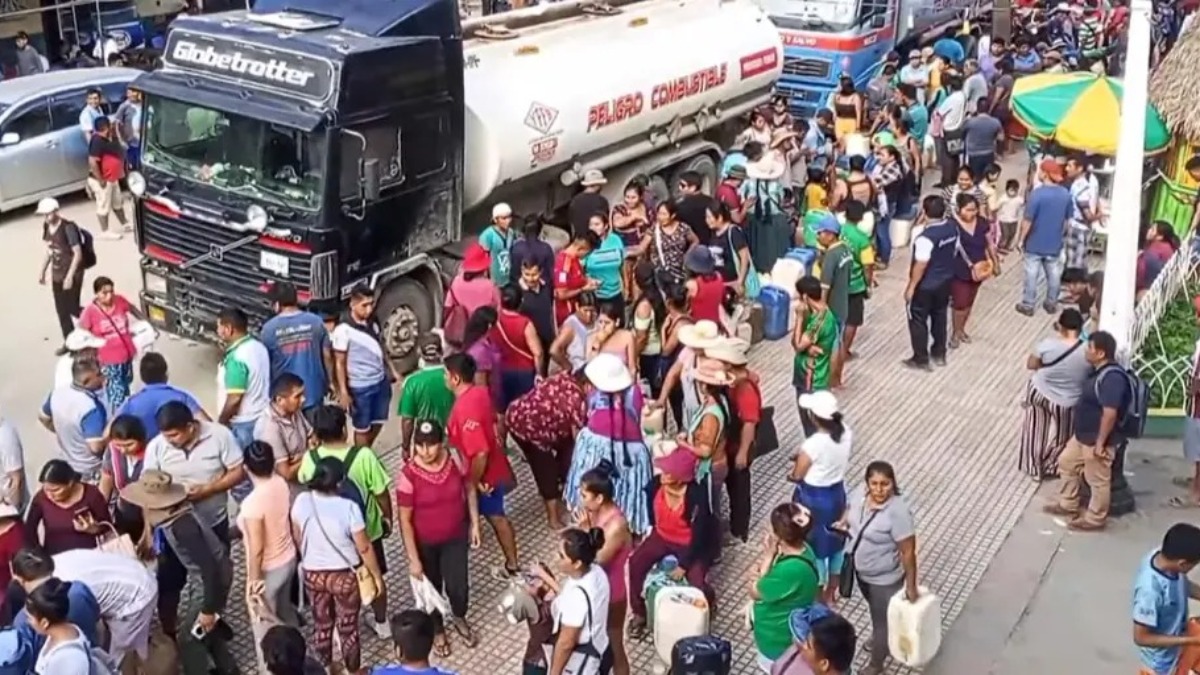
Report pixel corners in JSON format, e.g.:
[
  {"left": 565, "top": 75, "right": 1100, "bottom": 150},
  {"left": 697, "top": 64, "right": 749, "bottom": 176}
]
[{"left": 363, "top": 159, "right": 382, "bottom": 201}]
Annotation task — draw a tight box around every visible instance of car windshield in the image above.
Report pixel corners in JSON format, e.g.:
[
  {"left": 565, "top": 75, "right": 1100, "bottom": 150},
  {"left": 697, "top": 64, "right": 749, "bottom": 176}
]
[
  {"left": 761, "top": 0, "right": 859, "bottom": 32},
  {"left": 142, "top": 94, "right": 324, "bottom": 211}
]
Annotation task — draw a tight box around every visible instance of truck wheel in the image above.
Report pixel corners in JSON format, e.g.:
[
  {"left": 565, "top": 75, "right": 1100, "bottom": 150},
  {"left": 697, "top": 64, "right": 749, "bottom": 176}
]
[
  {"left": 670, "top": 154, "right": 720, "bottom": 197},
  {"left": 377, "top": 277, "right": 435, "bottom": 374}
]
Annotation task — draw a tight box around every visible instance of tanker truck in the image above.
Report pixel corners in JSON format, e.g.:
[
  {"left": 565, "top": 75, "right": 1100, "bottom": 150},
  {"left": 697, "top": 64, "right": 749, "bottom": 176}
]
[
  {"left": 127, "top": 0, "right": 782, "bottom": 369},
  {"left": 764, "top": 0, "right": 990, "bottom": 120}
]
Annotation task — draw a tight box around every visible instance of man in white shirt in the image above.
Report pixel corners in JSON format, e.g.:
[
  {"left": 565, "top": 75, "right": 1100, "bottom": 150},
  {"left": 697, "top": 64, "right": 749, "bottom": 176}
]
[
  {"left": 899, "top": 49, "right": 930, "bottom": 105},
  {"left": 49, "top": 547, "right": 157, "bottom": 665},
  {"left": 1064, "top": 155, "right": 1100, "bottom": 271},
  {"left": 0, "top": 415, "right": 26, "bottom": 510},
  {"left": 934, "top": 72, "right": 968, "bottom": 188}
]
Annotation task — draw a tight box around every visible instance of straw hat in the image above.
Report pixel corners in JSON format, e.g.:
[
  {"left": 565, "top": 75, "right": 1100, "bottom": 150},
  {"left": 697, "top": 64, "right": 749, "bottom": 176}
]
[
  {"left": 580, "top": 169, "right": 608, "bottom": 187},
  {"left": 584, "top": 353, "right": 634, "bottom": 393},
  {"left": 746, "top": 154, "right": 785, "bottom": 181},
  {"left": 705, "top": 338, "right": 749, "bottom": 366},
  {"left": 121, "top": 470, "right": 188, "bottom": 510},
  {"left": 678, "top": 320, "right": 722, "bottom": 349},
  {"left": 770, "top": 128, "right": 799, "bottom": 149}
]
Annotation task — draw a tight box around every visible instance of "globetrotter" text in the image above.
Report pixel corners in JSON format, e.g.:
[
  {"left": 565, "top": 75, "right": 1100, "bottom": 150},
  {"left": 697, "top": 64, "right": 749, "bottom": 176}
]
[{"left": 170, "top": 40, "right": 317, "bottom": 88}]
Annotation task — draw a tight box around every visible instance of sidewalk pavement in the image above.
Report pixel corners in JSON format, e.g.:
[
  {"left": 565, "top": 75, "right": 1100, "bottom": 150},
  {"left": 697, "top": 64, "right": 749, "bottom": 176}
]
[{"left": 928, "top": 438, "right": 1200, "bottom": 675}]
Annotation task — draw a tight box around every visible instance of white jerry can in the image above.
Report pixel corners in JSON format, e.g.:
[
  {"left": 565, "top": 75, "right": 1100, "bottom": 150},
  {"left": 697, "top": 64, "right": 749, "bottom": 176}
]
[
  {"left": 887, "top": 586, "right": 943, "bottom": 667},
  {"left": 652, "top": 586, "right": 710, "bottom": 670}
]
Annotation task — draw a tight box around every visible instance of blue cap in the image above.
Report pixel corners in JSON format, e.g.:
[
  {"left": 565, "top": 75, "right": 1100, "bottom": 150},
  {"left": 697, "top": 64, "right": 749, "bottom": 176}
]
[
  {"left": 789, "top": 604, "right": 835, "bottom": 642},
  {"left": 816, "top": 214, "right": 841, "bottom": 235}
]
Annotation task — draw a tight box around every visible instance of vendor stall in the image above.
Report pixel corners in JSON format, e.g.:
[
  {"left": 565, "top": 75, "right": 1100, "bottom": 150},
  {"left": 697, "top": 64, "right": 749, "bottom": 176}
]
[{"left": 1148, "top": 27, "right": 1200, "bottom": 233}]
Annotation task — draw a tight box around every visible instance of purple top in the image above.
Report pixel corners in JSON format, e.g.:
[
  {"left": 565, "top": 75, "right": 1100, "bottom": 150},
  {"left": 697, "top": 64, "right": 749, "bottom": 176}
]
[
  {"left": 585, "top": 388, "right": 645, "bottom": 442},
  {"left": 467, "top": 337, "right": 503, "bottom": 406},
  {"left": 954, "top": 218, "right": 991, "bottom": 281}
]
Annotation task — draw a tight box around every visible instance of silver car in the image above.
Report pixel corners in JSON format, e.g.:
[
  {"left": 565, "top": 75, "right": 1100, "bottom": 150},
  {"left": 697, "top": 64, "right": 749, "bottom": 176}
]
[{"left": 0, "top": 67, "right": 141, "bottom": 214}]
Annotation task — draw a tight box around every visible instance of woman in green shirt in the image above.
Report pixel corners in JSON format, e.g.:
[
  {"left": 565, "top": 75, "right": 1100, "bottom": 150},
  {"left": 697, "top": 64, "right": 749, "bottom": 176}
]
[
  {"left": 792, "top": 276, "right": 840, "bottom": 437},
  {"left": 751, "top": 502, "right": 821, "bottom": 670}
]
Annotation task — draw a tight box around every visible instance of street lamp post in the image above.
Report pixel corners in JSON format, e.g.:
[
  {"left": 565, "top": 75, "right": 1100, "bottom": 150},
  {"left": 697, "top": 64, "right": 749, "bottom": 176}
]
[{"left": 1089, "top": 0, "right": 1154, "bottom": 517}]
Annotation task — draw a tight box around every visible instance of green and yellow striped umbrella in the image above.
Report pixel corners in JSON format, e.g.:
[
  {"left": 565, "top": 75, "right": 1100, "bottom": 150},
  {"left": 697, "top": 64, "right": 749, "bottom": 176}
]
[{"left": 1010, "top": 72, "right": 1171, "bottom": 155}]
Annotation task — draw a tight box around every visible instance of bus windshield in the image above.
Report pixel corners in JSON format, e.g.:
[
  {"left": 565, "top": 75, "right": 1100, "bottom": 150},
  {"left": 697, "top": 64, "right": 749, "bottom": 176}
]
[{"left": 760, "top": 0, "right": 860, "bottom": 32}]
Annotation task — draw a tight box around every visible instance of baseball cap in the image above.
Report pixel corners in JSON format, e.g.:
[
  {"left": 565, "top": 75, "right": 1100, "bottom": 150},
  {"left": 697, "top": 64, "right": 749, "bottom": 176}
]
[
  {"left": 412, "top": 420, "right": 444, "bottom": 445},
  {"left": 816, "top": 214, "right": 841, "bottom": 235},
  {"left": 492, "top": 202, "right": 513, "bottom": 219},
  {"left": 417, "top": 332, "right": 444, "bottom": 362},
  {"left": 35, "top": 198, "right": 59, "bottom": 215},
  {"left": 1039, "top": 159, "right": 1064, "bottom": 182}
]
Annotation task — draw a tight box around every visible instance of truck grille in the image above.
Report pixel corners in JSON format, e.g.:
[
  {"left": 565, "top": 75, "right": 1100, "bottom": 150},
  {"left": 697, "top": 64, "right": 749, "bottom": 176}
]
[
  {"left": 782, "top": 57, "right": 832, "bottom": 79},
  {"left": 142, "top": 210, "right": 313, "bottom": 294}
]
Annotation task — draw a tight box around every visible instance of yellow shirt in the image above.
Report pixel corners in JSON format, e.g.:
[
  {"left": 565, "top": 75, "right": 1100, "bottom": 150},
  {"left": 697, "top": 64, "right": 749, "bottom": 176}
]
[{"left": 805, "top": 184, "right": 828, "bottom": 212}]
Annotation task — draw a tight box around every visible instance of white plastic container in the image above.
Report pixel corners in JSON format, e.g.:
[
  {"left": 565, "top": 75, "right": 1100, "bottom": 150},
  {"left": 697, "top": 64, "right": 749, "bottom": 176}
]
[
  {"left": 769, "top": 259, "right": 806, "bottom": 297},
  {"left": 890, "top": 218, "right": 915, "bottom": 249},
  {"left": 887, "top": 586, "right": 942, "bottom": 667},
  {"left": 653, "top": 586, "right": 710, "bottom": 668}
]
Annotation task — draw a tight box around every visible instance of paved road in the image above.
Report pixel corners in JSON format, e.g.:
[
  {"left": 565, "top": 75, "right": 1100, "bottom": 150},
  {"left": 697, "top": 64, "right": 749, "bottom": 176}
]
[{"left": 0, "top": 153, "right": 1055, "bottom": 673}]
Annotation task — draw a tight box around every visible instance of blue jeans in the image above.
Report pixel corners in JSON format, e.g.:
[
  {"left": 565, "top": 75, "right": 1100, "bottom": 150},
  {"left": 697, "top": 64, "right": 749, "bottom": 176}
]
[
  {"left": 875, "top": 214, "right": 893, "bottom": 264},
  {"left": 230, "top": 420, "right": 256, "bottom": 503},
  {"left": 1020, "top": 253, "right": 1063, "bottom": 310}
]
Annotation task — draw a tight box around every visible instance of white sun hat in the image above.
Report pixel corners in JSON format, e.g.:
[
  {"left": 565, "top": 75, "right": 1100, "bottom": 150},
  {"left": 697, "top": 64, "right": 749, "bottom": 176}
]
[
  {"left": 677, "top": 320, "right": 723, "bottom": 350},
  {"left": 798, "top": 390, "right": 840, "bottom": 419},
  {"left": 584, "top": 353, "right": 634, "bottom": 393}
]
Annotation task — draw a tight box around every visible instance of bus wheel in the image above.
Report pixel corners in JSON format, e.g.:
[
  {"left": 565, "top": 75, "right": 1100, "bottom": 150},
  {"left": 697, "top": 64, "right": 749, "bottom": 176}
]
[{"left": 377, "top": 277, "right": 434, "bottom": 375}]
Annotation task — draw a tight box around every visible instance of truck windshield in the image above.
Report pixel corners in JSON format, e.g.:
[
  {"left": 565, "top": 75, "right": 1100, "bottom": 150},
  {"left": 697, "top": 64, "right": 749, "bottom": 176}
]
[
  {"left": 142, "top": 95, "right": 324, "bottom": 211},
  {"left": 761, "top": 0, "right": 859, "bottom": 32}
]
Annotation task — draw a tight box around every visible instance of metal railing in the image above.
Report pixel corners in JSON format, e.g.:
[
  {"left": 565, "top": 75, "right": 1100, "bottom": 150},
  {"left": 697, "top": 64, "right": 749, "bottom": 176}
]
[{"left": 1130, "top": 229, "right": 1198, "bottom": 410}]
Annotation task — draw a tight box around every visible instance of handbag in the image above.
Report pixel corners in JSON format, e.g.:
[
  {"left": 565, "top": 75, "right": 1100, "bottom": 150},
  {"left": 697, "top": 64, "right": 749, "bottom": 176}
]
[
  {"left": 95, "top": 522, "right": 140, "bottom": 562},
  {"left": 955, "top": 237, "right": 994, "bottom": 282},
  {"left": 305, "top": 494, "right": 379, "bottom": 605},
  {"left": 541, "top": 585, "right": 602, "bottom": 675},
  {"left": 727, "top": 228, "right": 761, "bottom": 300},
  {"left": 838, "top": 503, "right": 881, "bottom": 599}
]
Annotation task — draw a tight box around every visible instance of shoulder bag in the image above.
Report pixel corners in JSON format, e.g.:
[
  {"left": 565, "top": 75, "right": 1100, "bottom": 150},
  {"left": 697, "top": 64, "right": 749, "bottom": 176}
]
[
  {"left": 541, "top": 584, "right": 603, "bottom": 675},
  {"left": 727, "top": 228, "right": 761, "bottom": 300},
  {"left": 1039, "top": 340, "right": 1084, "bottom": 369},
  {"left": 955, "top": 234, "right": 994, "bottom": 282},
  {"left": 305, "top": 493, "right": 379, "bottom": 605},
  {"left": 838, "top": 500, "right": 881, "bottom": 599}
]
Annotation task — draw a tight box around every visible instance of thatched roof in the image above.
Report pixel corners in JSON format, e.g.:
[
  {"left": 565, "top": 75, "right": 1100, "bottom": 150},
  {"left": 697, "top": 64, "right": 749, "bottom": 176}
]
[{"left": 1151, "top": 25, "right": 1200, "bottom": 140}]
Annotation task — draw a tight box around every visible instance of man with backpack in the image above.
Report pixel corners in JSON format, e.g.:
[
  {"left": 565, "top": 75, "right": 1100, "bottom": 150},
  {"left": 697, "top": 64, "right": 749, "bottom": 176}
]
[
  {"left": 37, "top": 198, "right": 94, "bottom": 342},
  {"left": 296, "top": 405, "right": 394, "bottom": 639},
  {"left": 1045, "top": 331, "right": 1147, "bottom": 531}
]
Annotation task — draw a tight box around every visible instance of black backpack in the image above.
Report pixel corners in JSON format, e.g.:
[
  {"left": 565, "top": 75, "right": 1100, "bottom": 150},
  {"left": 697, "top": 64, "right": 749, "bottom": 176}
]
[
  {"left": 671, "top": 635, "right": 732, "bottom": 674},
  {"left": 69, "top": 222, "right": 97, "bottom": 269},
  {"left": 309, "top": 447, "right": 366, "bottom": 515}
]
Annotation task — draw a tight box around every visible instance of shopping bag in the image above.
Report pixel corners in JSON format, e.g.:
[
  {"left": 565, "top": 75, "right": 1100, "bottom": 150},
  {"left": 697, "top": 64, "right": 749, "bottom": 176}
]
[{"left": 409, "top": 574, "right": 453, "bottom": 618}]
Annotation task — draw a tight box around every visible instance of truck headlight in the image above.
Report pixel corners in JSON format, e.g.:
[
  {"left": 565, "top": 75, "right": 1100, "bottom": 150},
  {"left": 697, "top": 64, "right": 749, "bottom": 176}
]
[
  {"left": 144, "top": 272, "right": 167, "bottom": 295},
  {"left": 247, "top": 205, "right": 268, "bottom": 231},
  {"left": 127, "top": 171, "right": 146, "bottom": 197}
]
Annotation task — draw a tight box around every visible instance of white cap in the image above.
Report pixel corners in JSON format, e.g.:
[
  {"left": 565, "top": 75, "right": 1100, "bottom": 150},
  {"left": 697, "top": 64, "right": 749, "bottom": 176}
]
[
  {"left": 492, "top": 202, "right": 513, "bottom": 219},
  {"left": 36, "top": 198, "right": 59, "bottom": 215},
  {"left": 798, "top": 390, "right": 840, "bottom": 419}
]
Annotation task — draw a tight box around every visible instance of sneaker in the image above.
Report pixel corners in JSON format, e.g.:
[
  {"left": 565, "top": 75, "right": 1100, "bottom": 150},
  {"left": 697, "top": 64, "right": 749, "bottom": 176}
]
[
  {"left": 901, "top": 358, "right": 931, "bottom": 372},
  {"left": 371, "top": 619, "right": 390, "bottom": 639},
  {"left": 1014, "top": 304, "right": 1035, "bottom": 317},
  {"left": 932, "top": 355, "right": 947, "bottom": 367},
  {"left": 1042, "top": 301, "right": 1058, "bottom": 315},
  {"left": 96, "top": 231, "right": 122, "bottom": 241}
]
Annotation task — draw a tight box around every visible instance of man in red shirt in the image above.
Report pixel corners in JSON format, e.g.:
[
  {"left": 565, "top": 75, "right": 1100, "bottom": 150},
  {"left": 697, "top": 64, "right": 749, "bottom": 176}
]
[
  {"left": 715, "top": 165, "right": 748, "bottom": 225},
  {"left": 706, "top": 340, "right": 764, "bottom": 545},
  {"left": 86, "top": 117, "right": 130, "bottom": 240},
  {"left": 553, "top": 230, "right": 600, "bottom": 325},
  {"left": 444, "top": 352, "right": 519, "bottom": 577}
]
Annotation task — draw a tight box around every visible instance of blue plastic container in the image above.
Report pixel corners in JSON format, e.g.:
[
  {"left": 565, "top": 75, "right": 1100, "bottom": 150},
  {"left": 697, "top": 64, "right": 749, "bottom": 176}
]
[
  {"left": 785, "top": 247, "right": 818, "bottom": 269},
  {"left": 760, "top": 285, "right": 792, "bottom": 341}
]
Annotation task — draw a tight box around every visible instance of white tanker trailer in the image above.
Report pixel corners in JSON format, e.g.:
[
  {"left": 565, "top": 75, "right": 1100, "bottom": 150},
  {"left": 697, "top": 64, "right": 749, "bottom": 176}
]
[{"left": 130, "top": 0, "right": 782, "bottom": 368}]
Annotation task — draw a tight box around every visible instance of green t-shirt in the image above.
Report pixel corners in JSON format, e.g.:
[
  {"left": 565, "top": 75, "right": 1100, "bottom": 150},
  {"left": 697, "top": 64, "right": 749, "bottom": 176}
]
[
  {"left": 793, "top": 308, "right": 838, "bottom": 390},
  {"left": 297, "top": 445, "right": 392, "bottom": 541},
  {"left": 397, "top": 365, "right": 454, "bottom": 428},
  {"left": 801, "top": 209, "right": 830, "bottom": 249},
  {"left": 819, "top": 243, "right": 853, "bottom": 324},
  {"left": 752, "top": 548, "right": 820, "bottom": 659},
  {"left": 839, "top": 226, "right": 876, "bottom": 296}
]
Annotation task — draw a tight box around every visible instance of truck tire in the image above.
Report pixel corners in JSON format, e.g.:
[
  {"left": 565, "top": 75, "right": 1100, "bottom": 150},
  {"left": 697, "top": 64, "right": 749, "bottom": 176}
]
[
  {"left": 376, "top": 277, "right": 435, "bottom": 374},
  {"left": 669, "top": 154, "right": 719, "bottom": 198}
]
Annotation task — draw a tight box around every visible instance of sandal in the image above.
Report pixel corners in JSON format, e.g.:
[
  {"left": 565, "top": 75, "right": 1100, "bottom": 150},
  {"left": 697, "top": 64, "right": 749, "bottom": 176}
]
[
  {"left": 433, "top": 632, "right": 452, "bottom": 658},
  {"left": 1168, "top": 496, "right": 1200, "bottom": 510},
  {"left": 450, "top": 617, "right": 479, "bottom": 647},
  {"left": 627, "top": 617, "right": 649, "bottom": 641}
]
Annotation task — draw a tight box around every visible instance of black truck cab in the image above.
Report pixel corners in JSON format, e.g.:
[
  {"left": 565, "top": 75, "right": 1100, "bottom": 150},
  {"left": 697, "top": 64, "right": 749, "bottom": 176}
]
[{"left": 133, "top": 0, "right": 463, "bottom": 366}]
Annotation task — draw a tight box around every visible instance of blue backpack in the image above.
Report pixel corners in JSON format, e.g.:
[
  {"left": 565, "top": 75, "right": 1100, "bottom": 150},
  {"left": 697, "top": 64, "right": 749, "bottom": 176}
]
[{"left": 0, "top": 624, "right": 35, "bottom": 675}]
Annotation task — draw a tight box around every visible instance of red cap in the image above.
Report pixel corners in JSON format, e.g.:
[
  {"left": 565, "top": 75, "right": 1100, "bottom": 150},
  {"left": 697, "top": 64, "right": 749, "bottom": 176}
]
[
  {"left": 654, "top": 446, "right": 699, "bottom": 481},
  {"left": 461, "top": 243, "right": 491, "bottom": 274},
  {"left": 1039, "top": 159, "right": 1064, "bottom": 182}
]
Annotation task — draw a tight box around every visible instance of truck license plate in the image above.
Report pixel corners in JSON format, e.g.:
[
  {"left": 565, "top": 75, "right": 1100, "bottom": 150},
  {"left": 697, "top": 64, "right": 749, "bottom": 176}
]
[
  {"left": 148, "top": 306, "right": 166, "bottom": 324},
  {"left": 260, "top": 251, "right": 290, "bottom": 277}
]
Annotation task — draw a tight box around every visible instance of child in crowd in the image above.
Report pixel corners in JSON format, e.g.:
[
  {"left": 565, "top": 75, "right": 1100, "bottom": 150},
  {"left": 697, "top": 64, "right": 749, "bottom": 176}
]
[
  {"left": 803, "top": 166, "right": 828, "bottom": 216},
  {"left": 996, "top": 179, "right": 1025, "bottom": 254},
  {"left": 372, "top": 611, "right": 458, "bottom": 675}
]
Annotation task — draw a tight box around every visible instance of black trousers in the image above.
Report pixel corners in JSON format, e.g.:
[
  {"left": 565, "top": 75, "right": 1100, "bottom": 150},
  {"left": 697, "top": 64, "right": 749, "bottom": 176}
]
[
  {"left": 51, "top": 276, "right": 84, "bottom": 340},
  {"left": 157, "top": 519, "right": 229, "bottom": 635},
  {"left": 907, "top": 282, "right": 951, "bottom": 364},
  {"left": 724, "top": 462, "right": 752, "bottom": 542},
  {"left": 416, "top": 535, "right": 470, "bottom": 620}
]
